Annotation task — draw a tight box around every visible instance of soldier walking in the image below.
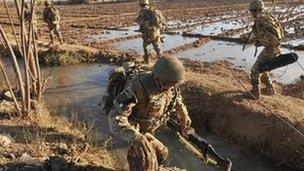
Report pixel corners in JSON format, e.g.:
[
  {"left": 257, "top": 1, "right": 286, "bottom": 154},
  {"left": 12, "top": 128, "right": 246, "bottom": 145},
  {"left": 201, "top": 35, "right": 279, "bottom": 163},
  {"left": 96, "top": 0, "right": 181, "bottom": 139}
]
[
  {"left": 42, "top": 1, "right": 64, "bottom": 45},
  {"left": 136, "top": 0, "right": 165, "bottom": 64},
  {"left": 244, "top": 0, "right": 284, "bottom": 99},
  {"left": 108, "top": 56, "right": 192, "bottom": 170}
]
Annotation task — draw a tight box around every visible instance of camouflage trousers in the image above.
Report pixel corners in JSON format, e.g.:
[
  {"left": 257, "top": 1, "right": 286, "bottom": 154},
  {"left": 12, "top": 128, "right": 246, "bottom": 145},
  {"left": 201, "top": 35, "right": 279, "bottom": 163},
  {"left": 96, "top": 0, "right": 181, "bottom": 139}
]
[
  {"left": 128, "top": 133, "right": 169, "bottom": 171},
  {"left": 142, "top": 30, "right": 162, "bottom": 62},
  {"left": 251, "top": 46, "right": 281, "bottom": 86},
  {"left": 48, "top": 23, "right": 63, "bottom": 44}
]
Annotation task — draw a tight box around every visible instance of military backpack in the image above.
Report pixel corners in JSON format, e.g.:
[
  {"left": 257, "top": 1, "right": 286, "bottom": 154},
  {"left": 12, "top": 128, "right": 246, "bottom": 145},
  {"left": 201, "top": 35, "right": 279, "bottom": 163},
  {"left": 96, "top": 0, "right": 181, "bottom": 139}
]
[
  {"left": 148, "top": 9, "right": 165, "bottom": 28},
  {"left": 45, "top": 7, "right": 60, "bottom": 23},
  {"left": 260, "top": 14, "right": 284, "bottom": 43},
  {"left": 100, "top": 63, "right": 146, "bottom": 114}
]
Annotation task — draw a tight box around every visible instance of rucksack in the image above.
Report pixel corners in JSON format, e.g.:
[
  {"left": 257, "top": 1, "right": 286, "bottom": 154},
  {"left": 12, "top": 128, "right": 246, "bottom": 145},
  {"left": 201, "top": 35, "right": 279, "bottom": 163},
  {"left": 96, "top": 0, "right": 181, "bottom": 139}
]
[
  {"left": 148, "top": 9, "right": 165, "bottom": 28},
  {"left": 100, "top": 62, "right": 146, "bottom": 115},
  {"left": 45, "top": 7, "right": 60, "bottom": 23},
  {"left": 262, "top": 14, "right": 284, "bottom": 43}
]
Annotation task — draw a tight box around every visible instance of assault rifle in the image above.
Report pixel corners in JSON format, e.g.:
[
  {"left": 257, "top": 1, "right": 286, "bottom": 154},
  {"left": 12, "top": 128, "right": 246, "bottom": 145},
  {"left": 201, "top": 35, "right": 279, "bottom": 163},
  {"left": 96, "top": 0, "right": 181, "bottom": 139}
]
[{"left": 167, "top": 119, "right": 232, "bottom": 171}]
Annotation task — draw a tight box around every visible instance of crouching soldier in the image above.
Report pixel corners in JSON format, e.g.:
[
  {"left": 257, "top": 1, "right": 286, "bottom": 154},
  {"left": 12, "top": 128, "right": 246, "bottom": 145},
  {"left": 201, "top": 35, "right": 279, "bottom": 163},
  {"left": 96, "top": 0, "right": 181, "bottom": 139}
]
[{"left": 108, "top": 56, "right": 191, "bottom": 170}]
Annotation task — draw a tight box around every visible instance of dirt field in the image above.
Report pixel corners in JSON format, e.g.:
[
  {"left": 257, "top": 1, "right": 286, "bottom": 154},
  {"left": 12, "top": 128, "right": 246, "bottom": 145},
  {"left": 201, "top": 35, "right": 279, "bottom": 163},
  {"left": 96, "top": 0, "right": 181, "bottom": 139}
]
[{"left": 0, "top": 0, "right": 304, "bottom": 170}]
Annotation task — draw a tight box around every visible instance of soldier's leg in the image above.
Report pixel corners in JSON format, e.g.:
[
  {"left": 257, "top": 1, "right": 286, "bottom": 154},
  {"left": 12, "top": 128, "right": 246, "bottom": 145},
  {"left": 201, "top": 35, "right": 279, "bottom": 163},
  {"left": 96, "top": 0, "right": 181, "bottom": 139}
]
[
  {"left": 54, "top": 24, "right": 64, "bottom": 44},
  {"left": 250, "top": 63, "right": 261, "bottom": 99},
  {"left": 152, "top": 37, "right": 162, "bottom": 58},
  {"left": 127, "top": 135, "right": 158, "bottom": 171},
  {"left": 260, "top": 72, "right": 275, "bottom": 95},
  {"left": 143, "top": 38, "right": 151, "bottom": 64},
  {"left": 250, "top": 52, "right": 268, "bottom": 99},
  {"left": 48, "top": 25, "right": 55, "bottom": 44},
  {"left": 261, "top": 47, "right": 279, "bottom": 95},
  {"left": 145, "top": 133, "right": 169, "bottom": 165}
]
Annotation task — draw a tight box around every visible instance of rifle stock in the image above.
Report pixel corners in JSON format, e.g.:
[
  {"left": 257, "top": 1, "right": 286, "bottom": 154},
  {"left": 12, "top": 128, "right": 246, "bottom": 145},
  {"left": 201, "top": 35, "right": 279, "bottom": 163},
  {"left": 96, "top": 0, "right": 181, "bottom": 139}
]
[{"left": 167, "top": 119, "right": 232, "bottom": 171}]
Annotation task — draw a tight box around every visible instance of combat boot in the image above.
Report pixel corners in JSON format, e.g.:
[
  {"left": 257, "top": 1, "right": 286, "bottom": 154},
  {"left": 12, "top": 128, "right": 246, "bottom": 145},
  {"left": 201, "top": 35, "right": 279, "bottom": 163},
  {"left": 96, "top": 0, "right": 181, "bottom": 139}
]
[
  {"left": 249, "top": 84, "right": 260, "bottom": 99},
  {"left": 265, "top": 83, "right": 276, "bottom": 95}
]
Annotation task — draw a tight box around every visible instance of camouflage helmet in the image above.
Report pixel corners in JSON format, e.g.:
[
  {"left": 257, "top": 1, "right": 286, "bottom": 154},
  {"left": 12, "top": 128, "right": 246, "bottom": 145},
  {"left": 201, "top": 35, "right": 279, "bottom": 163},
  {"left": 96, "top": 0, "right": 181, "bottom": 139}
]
[
  {"left": 249, "top": 0, "right": 265, "bottom": 11},
  {"left": 139, "top": 0, "right": 149, "bottom": 5},
  {"left": 44, "top": 1, "right": 51, "bottom": 6},
  {"left": 152, "top": 56, "right": 185, "bottom": 83}
]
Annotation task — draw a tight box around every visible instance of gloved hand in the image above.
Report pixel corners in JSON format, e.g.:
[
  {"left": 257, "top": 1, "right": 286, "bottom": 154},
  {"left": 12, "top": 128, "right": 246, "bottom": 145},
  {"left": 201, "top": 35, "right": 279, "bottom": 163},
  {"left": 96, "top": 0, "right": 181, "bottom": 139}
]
[{"left": 180, "top": 114, "right": 192, "bottom": 136}]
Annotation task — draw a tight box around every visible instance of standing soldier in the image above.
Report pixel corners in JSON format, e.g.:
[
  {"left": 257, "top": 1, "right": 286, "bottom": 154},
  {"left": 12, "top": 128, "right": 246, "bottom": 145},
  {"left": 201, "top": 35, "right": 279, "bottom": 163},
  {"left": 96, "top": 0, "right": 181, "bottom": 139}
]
[
  {"left": 243, "top": 0, "right": 284, "bottom": 99},
  {"left": 42, "top": 1, "right": 64, "bottom": 45},
  {"left": 108, "top": 56, "right": 192, "bottom": 170},
  {"left": 24, "top": 2, "right": 39, "bottom": 40},
  {"left": 136, "top": 0, "right": 165, "bottom": 64}
]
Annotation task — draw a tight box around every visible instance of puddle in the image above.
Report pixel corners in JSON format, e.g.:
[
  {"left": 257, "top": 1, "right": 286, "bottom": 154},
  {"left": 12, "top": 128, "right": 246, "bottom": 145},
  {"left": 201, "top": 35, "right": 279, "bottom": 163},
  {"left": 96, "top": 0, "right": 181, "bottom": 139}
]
[
  {"left": 43, "top": 63, "right": 114, "bottom": 136},
  {"left": 176, "top": 40, "right": 304, "bottom": 84},
  {"left": 114, "top": 34, "right": 198, "bottom": 55},
  {"left": 285, "top": 39, "right": 304, "bottom": 46},
  {"left": 186, "top": 17, "right": 248, "bottom": 36},
  {"left": 42, "top": 63, "right": 281, "bottom": 171},
  {"left": 86, "top": 26, "right": 139, "bottom": 42}
]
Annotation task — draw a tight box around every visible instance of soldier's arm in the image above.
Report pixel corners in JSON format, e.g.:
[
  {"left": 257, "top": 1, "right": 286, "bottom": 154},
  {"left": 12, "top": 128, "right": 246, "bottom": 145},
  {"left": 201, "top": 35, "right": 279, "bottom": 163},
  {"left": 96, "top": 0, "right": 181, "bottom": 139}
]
[
  {"left": 108, "top": 85, "right": 141, "bottom": 143},
  {"left": 174, "top": 89, "right": 192, "bottom": 131},
  {"left": 135, "top": 11, "right": 144, "bottom": 25}
]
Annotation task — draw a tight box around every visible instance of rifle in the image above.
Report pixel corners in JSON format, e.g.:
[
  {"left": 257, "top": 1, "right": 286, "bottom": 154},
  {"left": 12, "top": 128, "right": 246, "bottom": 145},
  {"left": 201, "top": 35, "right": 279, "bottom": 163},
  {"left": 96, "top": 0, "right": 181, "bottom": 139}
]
[
  {"left": 242, "top": 30, "right": 253, "bottom": 51},
  {"left": 242, "top": 25, "right": 258, "bottom": 57},
  {"left": 167, "top": 119, "right": 232, "bottom": 171}
]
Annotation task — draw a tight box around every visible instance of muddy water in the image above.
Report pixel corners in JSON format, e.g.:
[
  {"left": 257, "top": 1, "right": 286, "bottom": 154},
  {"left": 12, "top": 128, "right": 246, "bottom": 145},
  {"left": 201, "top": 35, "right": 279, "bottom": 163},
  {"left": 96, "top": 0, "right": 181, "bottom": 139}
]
[
  {"left": 43, "top": 63, "right": 282, "bottom": 171},
  {"left": 176, "top": 40, "right": 304, "bottom": 84},
  {"left": 187, "top": 20, "right": 247, "bottom": 36}
]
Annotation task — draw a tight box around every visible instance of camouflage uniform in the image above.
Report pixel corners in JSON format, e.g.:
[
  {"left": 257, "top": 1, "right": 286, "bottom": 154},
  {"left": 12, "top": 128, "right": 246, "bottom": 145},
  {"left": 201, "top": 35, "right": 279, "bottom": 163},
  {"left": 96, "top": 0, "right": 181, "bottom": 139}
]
[
  {"left": 136, "top": 0, "right": 164, "bottom": 63},
  {"left": 108, "top": 57, "right": 191, "bottom": 170},
  {"left": 42, "top": 2, "right": 63, "bottom": 44},
  {"left": 251, "top": 15, "right": 282, "bottom": 88},
  {"left": 246, "top": 0, "right": 283, "bottom": 98}
]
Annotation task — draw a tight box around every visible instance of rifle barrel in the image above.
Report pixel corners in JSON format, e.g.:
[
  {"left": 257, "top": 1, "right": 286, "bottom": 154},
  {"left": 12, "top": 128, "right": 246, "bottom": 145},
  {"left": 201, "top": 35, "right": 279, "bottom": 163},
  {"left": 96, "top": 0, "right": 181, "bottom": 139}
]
[{"left": 167, "top": 119, "right": 232, "bottom": 170}]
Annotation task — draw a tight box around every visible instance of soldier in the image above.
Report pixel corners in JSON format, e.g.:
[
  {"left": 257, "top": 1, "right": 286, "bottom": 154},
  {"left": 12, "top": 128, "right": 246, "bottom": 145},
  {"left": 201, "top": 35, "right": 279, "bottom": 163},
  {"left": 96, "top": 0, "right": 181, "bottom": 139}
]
[
  {"left": 243, "top": 0, "right": 284, "bottom": 99},
  {"left": 42, "top": 1, "right": 63, "bottom": 45},
  {"left": 24, "top": 2, "right": 39, "bottom": 40},
  {"left": 108, "top": 56, "right": 191, "bottom": 170},
  {"left": 136, "top": 0, "right": 165, "bottom": 64}
]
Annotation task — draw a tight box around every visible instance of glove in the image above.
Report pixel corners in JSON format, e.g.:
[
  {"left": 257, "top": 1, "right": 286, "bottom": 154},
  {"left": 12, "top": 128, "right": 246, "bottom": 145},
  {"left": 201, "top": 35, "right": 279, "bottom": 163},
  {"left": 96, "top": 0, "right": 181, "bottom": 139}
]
[{"left": 180, "top": 114, "right": 192, "bottom": 136}]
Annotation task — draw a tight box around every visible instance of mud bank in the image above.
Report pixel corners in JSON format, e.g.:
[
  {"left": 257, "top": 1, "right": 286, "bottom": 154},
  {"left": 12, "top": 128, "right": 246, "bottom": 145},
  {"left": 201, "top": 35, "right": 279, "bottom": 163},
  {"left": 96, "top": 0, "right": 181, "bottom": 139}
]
[
  {"left": 0, "top": 99, "right": 117, "bottom": 170},
  {"left": 38, "top": 44, "right": 140, "bottom": 66},
  {"left": 180, "top": 59, "right": 304, "bottom": 169}
]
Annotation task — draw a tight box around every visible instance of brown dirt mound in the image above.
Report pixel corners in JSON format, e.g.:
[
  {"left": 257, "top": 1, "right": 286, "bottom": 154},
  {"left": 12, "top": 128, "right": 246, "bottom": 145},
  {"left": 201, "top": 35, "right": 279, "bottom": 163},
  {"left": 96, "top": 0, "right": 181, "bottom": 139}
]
[
  {"left": 38, "top": 44, "right": 140, "bottom": 66},
  {"left": 283, "top": 78, "right": 304, "bottom": 100},
  {"left": 0, "top": 99, "right": 117, "bottom": 170}
]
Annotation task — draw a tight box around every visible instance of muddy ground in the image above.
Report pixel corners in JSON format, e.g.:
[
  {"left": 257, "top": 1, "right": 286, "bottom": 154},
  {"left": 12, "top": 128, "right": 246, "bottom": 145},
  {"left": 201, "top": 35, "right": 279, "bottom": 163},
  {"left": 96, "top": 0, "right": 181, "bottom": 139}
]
[
  {"left": 0, "top": 0, "right": 304, "bottom": 170},
  {"left": 0, "top": 99, "right": 116, "bottom": 170}
]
